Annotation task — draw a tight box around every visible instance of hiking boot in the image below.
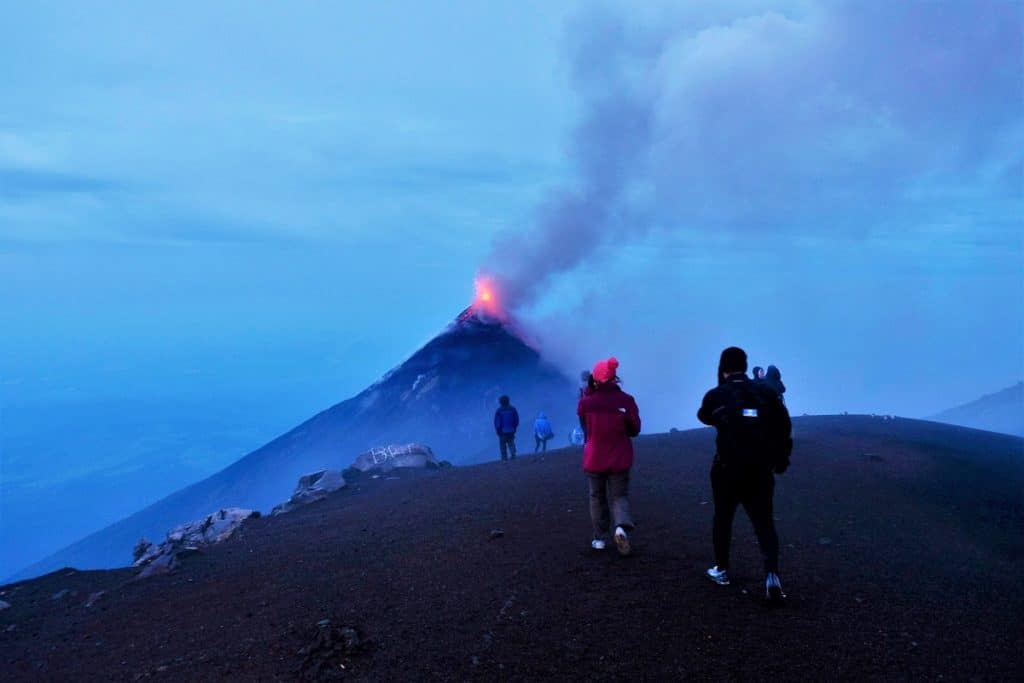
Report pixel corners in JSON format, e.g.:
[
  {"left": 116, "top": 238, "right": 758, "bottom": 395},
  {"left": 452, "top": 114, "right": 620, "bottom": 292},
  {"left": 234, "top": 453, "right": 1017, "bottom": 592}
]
[
  {"left": 705, "top": 566, "right": 730, "bottom": 585},
  {"left": 591, "top": 538, "right": 606, "bottom": 550},
  {"left": 765, "top": 573, "right": 786, "bottom": 604},
  {"left": 614, "top": 526, "right": 632, "bottom": 556}
]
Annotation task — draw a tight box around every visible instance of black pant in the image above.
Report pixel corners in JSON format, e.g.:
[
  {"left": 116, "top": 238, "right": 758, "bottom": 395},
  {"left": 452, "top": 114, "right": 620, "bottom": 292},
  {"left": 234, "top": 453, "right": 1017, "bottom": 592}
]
[
  {"left": 588, "top": 471, "right": 633, "bottom": 538},
  {"left": 711, "top": 464, "right": 779, "bottom": 574},
  {"left": 534, "top": 434, "right": 551, "bottom": 452},
  {"left": 499, "top": 433, "right": 516, "bottom": 460}
]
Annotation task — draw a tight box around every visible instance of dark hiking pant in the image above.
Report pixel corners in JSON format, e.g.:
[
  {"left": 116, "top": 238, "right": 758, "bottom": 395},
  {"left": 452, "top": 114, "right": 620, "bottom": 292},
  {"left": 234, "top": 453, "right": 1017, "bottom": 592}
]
[
  {"left": 499, "top": 433, "right": 516, "bottom": 461},
  {"left": 534, "top": 435, "right": 550, "bottom": 453},
  {"left": 588, "top": 471, "right": 633, "bottom": 539},
  {"left": 711, "top": 464, "right": 779, "bottom": 574}
]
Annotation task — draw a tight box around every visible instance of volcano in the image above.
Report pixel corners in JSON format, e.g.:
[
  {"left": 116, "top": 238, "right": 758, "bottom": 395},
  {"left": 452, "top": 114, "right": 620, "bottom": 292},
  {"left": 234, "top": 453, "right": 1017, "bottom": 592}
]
[{"left": 11, "top": 307, "right": 576, "bottom": 580}]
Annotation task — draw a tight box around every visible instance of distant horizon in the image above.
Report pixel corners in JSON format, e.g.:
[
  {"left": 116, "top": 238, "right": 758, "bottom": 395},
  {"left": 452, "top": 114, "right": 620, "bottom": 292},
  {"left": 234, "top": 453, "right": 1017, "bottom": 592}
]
[{"left": 2, "top": 1, "right": 1021, "bottom": 582}]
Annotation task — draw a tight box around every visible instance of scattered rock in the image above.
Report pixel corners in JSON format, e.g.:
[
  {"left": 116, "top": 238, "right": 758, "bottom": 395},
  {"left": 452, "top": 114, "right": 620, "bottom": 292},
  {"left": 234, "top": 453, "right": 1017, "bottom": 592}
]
[
  {"left": 489, "top": 529, "right": 505, "bottom": 540},
  {"left": 137, "top": 552, "right": 178, "bottom": 579},
  {"left": 134, "top": 508, "right": 257, "bottom": 578},
  {"left": 51, "top": 589, "right": 70, "bottom": 601},
  {"left": 297, "top": 621, "right": 370, "bottom": 680},
  {"left": 350, "top": 443, "right": 441, "bottom": 475},
  {"left": 84, "top": 591, "right": 105, "bottom": 608},
  {"left": 133, "top": 539, "right": 154, "bottom": 564},
  {"left": 272, "top": 470, "right": 347, "bottom": 515},
  {"left": 818, "top": 537, "right": 833, "bottom": 546},
  {"left": 0, "top": 599, "right": 10, "bottom": 611}
]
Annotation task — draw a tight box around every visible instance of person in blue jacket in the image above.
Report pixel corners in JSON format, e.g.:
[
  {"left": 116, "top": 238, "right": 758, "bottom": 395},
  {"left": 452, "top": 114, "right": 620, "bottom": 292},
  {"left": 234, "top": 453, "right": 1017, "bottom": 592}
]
[
  {"left": 494, "top": 395, "right": 520, "bottom": 461},
  {"left": 533, "top": 412, "right": 554, "bottom": 452}
]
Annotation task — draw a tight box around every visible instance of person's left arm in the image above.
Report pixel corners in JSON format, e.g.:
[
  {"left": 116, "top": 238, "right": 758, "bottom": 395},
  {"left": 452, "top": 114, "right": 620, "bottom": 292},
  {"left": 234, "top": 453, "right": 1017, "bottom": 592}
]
[{"left": 625, "top": 396, "right": 641, "bottom": 437}]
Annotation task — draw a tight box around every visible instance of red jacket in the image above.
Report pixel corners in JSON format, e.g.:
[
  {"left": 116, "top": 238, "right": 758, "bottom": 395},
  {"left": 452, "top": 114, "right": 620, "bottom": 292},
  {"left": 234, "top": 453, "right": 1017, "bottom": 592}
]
[{"left": 577, "top": 382, "right": 641, "bottom": 473}]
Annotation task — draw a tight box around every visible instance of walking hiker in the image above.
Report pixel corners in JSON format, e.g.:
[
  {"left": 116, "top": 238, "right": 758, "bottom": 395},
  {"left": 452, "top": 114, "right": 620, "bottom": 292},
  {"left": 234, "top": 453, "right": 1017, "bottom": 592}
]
[
  {"left": 698, "top": 346, "right": 792, "bottom": 603},
  {"left": 577, "top": 357, "right": 641, "bottom": 556},
  {"left": 533, "top": 412, "right": 555, "bottom": 452},
  {"left": 494, "top": 395, "right": 519, "bottom": 461}
]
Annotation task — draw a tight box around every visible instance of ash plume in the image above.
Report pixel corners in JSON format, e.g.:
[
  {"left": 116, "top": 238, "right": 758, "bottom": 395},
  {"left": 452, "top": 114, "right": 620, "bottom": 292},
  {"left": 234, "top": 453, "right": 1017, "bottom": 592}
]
[{"left": 484, "top": 1, "right": 1022, "bottom": 312}]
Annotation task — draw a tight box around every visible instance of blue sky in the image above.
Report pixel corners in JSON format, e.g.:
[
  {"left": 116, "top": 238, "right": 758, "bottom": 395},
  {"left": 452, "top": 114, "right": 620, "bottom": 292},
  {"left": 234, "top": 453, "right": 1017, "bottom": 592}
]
[{"left": 1, "top": 1, "right": 1022, "bottom": 576}]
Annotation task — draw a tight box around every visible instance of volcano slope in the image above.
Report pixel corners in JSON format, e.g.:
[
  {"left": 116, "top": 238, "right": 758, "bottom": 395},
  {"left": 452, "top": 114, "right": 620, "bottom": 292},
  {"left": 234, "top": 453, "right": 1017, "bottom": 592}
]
[
  {"left": 14, "top": 309, "right": 575, "bottom": 579},
  {"left": 2, "top": 416, "right": 1021, "bottom": 681}
]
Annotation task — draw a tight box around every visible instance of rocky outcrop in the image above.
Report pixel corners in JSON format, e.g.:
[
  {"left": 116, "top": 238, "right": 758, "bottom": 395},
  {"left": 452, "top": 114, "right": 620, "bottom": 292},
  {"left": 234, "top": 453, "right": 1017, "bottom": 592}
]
[
  {"left": 271, "top": 470, "right": 347, "bottom": 516},
  {"left": 349, "top": 443, "right": 442, "bottom": 475},
  {"left": 133, "top": 508, "right": 258, "bottom": 578}
]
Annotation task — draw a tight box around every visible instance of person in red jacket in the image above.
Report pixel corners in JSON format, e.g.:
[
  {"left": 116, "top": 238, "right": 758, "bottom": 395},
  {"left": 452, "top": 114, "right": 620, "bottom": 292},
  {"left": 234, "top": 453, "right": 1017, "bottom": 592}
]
[{"left": 577, "top": 356, "right": 641, "bottom": 555}]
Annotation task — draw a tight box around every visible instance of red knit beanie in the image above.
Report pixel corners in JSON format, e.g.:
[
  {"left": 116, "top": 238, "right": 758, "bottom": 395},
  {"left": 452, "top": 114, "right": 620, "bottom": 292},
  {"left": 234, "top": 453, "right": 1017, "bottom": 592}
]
[{"left": 592, "top": 357, "right": 619, "bottom": 384}]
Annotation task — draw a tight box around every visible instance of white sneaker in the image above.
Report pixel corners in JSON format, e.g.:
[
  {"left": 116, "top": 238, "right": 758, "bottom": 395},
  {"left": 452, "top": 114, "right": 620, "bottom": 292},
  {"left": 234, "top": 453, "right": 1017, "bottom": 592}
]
[
  {"left": 614, "top": 526, "right": 632, "bottom": 556},
  {"left": 765, "top": 573, "right": 786, "bottom": 603},
  {"left": 591, "top": 538, "right": 606, "bottom": 550},
  {"left": 705, "top": 565, "right": 730, "bottom": 585}
]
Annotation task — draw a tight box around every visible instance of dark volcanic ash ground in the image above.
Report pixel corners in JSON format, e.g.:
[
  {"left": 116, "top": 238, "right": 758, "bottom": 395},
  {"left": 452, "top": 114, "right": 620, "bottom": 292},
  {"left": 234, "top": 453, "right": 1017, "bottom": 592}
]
[{"left": 1, "top": 416, "right": 1021, "bottom": 681}]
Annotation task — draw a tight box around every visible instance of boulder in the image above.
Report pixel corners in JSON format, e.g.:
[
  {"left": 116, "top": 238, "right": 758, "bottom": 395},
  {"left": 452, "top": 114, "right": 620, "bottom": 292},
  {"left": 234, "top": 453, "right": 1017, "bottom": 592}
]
[
  {"left": 272, "top": 469, "right": 347, "bottom": 515},
  {"left": 350, "top": 443, "right": 440, "bottom": 474},
  {"left": 134, "top": 507, "right": 257, "bottom": 575}
]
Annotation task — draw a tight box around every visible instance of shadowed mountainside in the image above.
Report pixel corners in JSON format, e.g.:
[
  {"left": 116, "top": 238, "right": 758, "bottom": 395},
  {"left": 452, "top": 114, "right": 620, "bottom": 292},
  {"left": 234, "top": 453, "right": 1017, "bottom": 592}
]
[
  {"left": 929, "top": 381, "right": 1023, "bottom": 436},
  {"left": 11, "top": 309, "right": 574, "bottom": 580}
]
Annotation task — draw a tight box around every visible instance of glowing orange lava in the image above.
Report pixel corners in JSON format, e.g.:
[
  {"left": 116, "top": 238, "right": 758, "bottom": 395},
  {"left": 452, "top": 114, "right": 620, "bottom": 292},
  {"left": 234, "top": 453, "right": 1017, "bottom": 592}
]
[{"left": 473, "top": 275, "right": 504, "bottom": 318}]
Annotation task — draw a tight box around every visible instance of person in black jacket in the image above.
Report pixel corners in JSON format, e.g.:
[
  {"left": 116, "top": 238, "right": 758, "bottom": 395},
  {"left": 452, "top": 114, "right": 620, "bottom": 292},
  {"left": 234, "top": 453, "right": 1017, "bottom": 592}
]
[
  {"left": 698, "top": 347, "right": 793, "bottom": 604},
  {"left": 494, "top": 395, "right": 520, "bottom": 462},
  {"left": 763, "top": 365, "right": 786, "bottom": 402}
]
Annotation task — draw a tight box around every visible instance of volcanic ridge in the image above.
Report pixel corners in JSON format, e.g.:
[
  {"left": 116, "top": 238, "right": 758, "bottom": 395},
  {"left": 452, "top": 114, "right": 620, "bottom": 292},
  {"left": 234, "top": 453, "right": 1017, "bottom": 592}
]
[{"left": 1, "top": 417, "right": 1021, "bottom": 681}]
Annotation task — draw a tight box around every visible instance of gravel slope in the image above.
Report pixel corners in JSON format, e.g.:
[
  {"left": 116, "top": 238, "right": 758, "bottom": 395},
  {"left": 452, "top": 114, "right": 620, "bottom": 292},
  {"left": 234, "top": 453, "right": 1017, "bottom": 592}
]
[{"left": 2, "top": 416, "right": 1021, "bottom": 681}]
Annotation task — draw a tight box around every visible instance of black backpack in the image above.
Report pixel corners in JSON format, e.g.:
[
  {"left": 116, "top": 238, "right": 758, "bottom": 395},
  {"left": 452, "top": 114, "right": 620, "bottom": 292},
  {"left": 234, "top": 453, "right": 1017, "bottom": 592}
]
[{"left": 716, "top": 381, "right": 789, "bottom": 471}]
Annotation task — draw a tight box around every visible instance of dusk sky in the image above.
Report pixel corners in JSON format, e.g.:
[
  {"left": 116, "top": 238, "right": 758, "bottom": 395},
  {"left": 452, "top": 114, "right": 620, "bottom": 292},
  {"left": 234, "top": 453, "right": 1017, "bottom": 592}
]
[{"left": 1, "top": 1, "right": 1021, "bottom": 576}]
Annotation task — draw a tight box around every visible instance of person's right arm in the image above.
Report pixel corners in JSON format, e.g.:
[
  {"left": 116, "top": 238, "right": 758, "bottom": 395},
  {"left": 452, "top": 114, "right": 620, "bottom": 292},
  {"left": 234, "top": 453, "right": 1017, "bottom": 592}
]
[{"left": 697, "top": 389, "right": 721, "bottom": 426}]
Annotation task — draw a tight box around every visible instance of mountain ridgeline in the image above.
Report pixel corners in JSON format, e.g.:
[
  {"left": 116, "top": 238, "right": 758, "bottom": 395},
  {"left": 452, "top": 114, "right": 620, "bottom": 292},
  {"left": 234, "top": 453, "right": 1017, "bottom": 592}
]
[
  {"left": 930, "top": 381, "right": 1023, "bottom": 437},
  {"left": 12, "top": 308, "right": 576, "bottom": 580}
]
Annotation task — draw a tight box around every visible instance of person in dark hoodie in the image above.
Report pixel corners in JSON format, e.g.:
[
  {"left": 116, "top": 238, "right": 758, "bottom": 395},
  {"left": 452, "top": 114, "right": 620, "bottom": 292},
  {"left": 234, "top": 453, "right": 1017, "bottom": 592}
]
[
  {"left": 763, "top": 365, "right": 786, "bottom": 402},
  {"left": 579, "top": 369, "right": 596, "bottom": 398},
  {"left": 698, "top": 347, "right": 792, "bottom": 604},
  {"left": 494, "top": 395, "right": 520, "bottom": 462},
  {"left": 577, "top": 357, "right": 641, "bottom": 556}
]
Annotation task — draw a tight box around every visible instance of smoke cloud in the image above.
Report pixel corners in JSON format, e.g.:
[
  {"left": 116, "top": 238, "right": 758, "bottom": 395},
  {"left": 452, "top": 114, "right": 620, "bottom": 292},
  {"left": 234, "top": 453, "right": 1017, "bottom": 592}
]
[{"left": 484, "top": 1, "right": 1022, "bottom": 311}]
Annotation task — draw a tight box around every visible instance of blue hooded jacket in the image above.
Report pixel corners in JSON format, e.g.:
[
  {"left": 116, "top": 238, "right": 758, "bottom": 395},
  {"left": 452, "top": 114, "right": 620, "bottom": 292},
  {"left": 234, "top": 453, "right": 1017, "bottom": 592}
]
[{"left": 533, "top": 413, "right": 554, "bottom": 439}]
